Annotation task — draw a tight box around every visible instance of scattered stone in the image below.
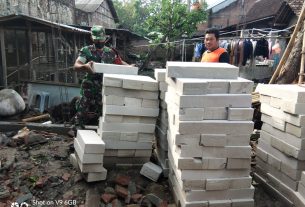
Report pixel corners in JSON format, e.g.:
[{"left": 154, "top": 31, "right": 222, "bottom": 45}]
[
  {"left": 101, "top": 193, "right": 116, "bottom": 204},
  {"left": 126, "top": 205, "right": 140, "bottom": 207},
  {"left": 20, "top": 186, "right": 30, "bottom": 194},
  {"left": 16, "top": 193, "right": 33, "bottom": 204},
  {"left": 25, "top": 132, "right": 48, "bottom": 146},
  {"left": 143, "top": 194, "right": 162, "bottom": 206},
  {"left": 115, "top": 175, "right": 131, "bottom": 186},
  {"left": 104, "top": 187, "right": 116, "bottom": 194},
  {"left": 131, "top": 194, "right": 143, "bottom": 203},
  {"left": 73, "top": 173, "right": 83, "bottom": 183},
  {"left": 0, "top": 189, "right": 10, "bottom": 199},
  {"left": 85, "top": 188, "right": 100, "bottom": 207},
  {"left": 63, "top": 190, "right": 74, "bottom": 200},
  {"left": 0, "top": 89, "right": 25, "bottom": 116},
  {"left": 35, "top": 177, "right": 48, "bottom": 188},
  {"left": 128, "top": 181, "right": 137, "bottom": 195},
  {"left": 115, "top": 185, "right": 128, "bottom": 199},
  {"left": 62, "top": 173, "right": 71, "bottom": 181},
  {"left": 111, "top": 199, "right": 122, "bottom": 207}
]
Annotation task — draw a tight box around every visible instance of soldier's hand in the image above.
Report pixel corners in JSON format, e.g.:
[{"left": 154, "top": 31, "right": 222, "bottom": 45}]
[{"left": 86, "top": 61, "right": 95, "bottom": 74}]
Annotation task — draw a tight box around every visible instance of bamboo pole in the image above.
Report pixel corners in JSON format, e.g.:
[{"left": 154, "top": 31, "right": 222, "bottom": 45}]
[
  {"left": 22, "top": 114, "right": 50, "bottom": 122},
  {"left": 269, "top": 2, "right": 305, "bottom": 84},
  {"left": 299, "top": 21, "right": 305, "bottom": 84}
]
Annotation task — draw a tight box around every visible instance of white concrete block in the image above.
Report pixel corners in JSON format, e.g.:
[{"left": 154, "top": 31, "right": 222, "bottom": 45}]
[
  {"left": 227, "top": 158, "right": 251, "bottom": 169},
  {"left": 159, "top": 82, "right": 168, "bottom": 92},
  {"left": 102, "top": 115, "right": 156, "bottom": 124},
  {"left": 103, "top": 95, "right": 125, "bottom": 106},
  {"left": 169, "top": 149, "right": 226, "bottom": 170},
  {"left": 258, "top": 138, "right": 305, "bottom": 170},
  {"left": 261, "top": 103, "right": 305, "bottom": 127},
  {"left": 229, "top": 78, "right": 254, "bottom": 94},
  {"left": 261, "top": 114, "right": 286, "bottom": 131},
  {"left": 103, "top": 75, "right": 123, "bottom": 87},
  {"left": 298, "top": 183, "right": 305, "bottom": 198},
  {"left": 256, "top": 147, "right": 268, "bottom": 162},
  {"left": 140, "top": 162, "right": 162, "bottom": 182},
  {"left": 166, "top": 61, "right": 239, "bottom": 79},
  {"left": 117, "top": 149, "right": 135, "bottom": 157},
  {"left": 260, "top": 95, "right": 271, "bottom": 104},
  {"left": 124, "top": 97, "right": 142, "bottom": 107},
  {"left": 123, "top": 77, "right": 158, "bottom": 91},
  {"left": 169, "top": 157, "right": 250, "bottom": 180},
  {"left": 200, "top": 134, "right": 227, "bottom": 147},
  {"left": 301, "top": 171, "right": 305, "bottom": 184},
  {"left": 286, "top": 123, "right": 305, "bottom": 138},
  {"left": 165, "top": 91, "right": 252, "bottom": 108},
  {"left": 226, "top": 146, "right": 252, "bottom": 159},
  {"left": 103, "top": 156, "right": 150, "bottom": 166},
  {"left": 256, "top": 84, "right": 305, "bottom": 103},
  {"left": 104, "top": 140, "right": 152, "bottom": 150},
  {"left": 202, "top": 107, "right": 227, "bottom": 120},
  {"left": 205, "top": 178, "right": 231, "bottom": 191},
  {"left": 231, "top": 199, "right": 254, "bottom": 207},
  {"left": 176, "top": 120, "right": 253, "bottom": 135},
  {"left": 261, "top": 130, "right": 305, "bottom": 160},
  {"left": 94, "top": 62, "right": 138, "bottom": 75},
  {"left": 76, "top": 130, "right": 105, "bottom": 154},
  {"left": 281, "top": 101, "right": 305, "bottom": 114},
  {"left": 135, "top": 149, "right": 152, "bottom": 157},
  {"left": 142, "top": 99, "right": 159, "bottom": 108},
  {"left": 84, "top": 168, "right": 107, "bottom": 182},
  {"left": 228, "top": 108, "right": 253, "bottom": 121},
  {"left": 269, "top": 96, "right": 282, "bottom": 109},
  {"left": 74, "top": 139, "right": 103, "bottom": 164},
  {"left": 74, "top": 153, "right": 104, "bottom": 173},
  {"left": 104, "top": 74, "right": 158, "bottom": 91},
  {"left": 103, "top": 105, "right": 159, "bottom": 117},
  {"left": 99, "top": 121, "right": 155, "bottom": 133},
  {"left": 262, "top": 123, "right": 305, "bottom": 149},
  {"left": 160, "top": 100, "right": 167, "bottom": 109},
  {"left": 154, "top": 68, "right": 166, "bottom": 82},
  {"left": 103, "top": 86, "right": 159, "bottom": 100},
  {"left": 209, "top": 200, "right": 231, "bottom": 207}
]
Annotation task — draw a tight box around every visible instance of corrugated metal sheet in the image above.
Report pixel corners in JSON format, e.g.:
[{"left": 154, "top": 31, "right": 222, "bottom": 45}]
[
  {"left": 75, "top": 0, "right": 104, "bottom": 12},
  {"left": 207, "top": 0, "right": 237, "bottom": 13}
]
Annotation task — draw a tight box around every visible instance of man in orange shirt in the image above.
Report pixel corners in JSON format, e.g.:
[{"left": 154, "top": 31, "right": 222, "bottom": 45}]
[{"left": 201, "top": 28, "right": 229, "bottom": 63}]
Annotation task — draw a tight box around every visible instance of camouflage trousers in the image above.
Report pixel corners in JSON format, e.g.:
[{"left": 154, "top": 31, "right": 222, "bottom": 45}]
[{"left": 74, "top": 73, "right": 103, "bottom": 128}]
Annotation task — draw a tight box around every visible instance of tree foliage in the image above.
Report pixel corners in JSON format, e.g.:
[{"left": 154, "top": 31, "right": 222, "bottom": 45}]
[{"left": 113, "top": 0, "right": 208, "bottom": 40}]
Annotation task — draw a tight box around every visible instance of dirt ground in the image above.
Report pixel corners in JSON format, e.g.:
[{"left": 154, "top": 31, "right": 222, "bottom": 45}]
[{"left": 0, "top": 130, "right": 285, "bottom": 207}]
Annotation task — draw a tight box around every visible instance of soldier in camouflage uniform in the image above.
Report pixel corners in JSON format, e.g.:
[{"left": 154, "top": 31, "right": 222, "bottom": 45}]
[{"left": 73, "top": 25, "right": 125, "bottom": 129}]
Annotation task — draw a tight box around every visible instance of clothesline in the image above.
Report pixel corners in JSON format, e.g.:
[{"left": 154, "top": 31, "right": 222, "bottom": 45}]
[{"left": 133, "top": 25, "right": 295, "bottom": 48}]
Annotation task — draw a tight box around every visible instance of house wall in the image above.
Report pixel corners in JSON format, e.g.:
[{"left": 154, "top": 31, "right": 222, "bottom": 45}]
[
  {"left": 89, "top": 1, "right": 117, "bottom": 28},
  {"left": 0, "top": 0, "right": 75, "bottom": 24},
  {"left": 208, "top": 0, "right": 256, "bottom": 29}
]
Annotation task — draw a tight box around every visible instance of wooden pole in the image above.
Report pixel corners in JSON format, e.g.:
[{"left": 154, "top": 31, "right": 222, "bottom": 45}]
[
  {"left": 299, "top": 21, "right": 305, "bottom": 84},
  {"left": 269, "top": 2, "right": 305, "bottom": 84},
  {"left": 22, "top": 114, "right": 50, "bottom": 122}
]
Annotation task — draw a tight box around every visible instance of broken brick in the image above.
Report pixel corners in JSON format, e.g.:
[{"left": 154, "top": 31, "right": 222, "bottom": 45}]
[
  {"left": 111, "top": 199, "right": 122, "bottom": 207},
  {"left": 115, "top": 175, "right": 131, "bottom": 186},
  {"left": 35, "top": 177, "right": 48, "bottom": 188},
  {"left": 131, "top": 194, "right": 143, "bottom": 203},
  {"left": 115, "top": 185, "right": 129, "bottom": 198},
  {"left": 101, "top": 193, "right": 116, "bottom": 204},
  {"left": 62, "top": 173, "right": 71, "bottom": 181},
  {"left": 0, "top": 203, "right": 6, "bottom": 207},
  {"left": 159, "top": 201, "right": 168, "bottom": 207}
]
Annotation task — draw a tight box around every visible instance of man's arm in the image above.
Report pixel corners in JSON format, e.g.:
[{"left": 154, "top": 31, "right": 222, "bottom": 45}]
[
  {"left": 73, "top": 57, "right": 95, "bottom": 74},
  {"left": 219, "top": 52, "right": 230, "bottom": 63}
]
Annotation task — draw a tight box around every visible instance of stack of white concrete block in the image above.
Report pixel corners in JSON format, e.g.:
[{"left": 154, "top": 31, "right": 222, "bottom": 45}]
[
  {"left": 98, "top": 74, "right": 159, "bottom": 166},
  {"left": 165, "top": 62, "right": 255, "bottom": 207},
  {"left": 255, "top": 84, "right": 305, "bottom": 206},
  {"left": 72, "top": 130, "right": 107, "bottom": 182},
  {"left": 297, "top": 172, "right": 305, "bottom": 203},
  {"left": 154, "top": 69, "right": 169, "bottom": 177}
]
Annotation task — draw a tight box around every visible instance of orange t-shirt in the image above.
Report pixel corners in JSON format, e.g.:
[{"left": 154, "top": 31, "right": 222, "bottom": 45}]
[{"left": 201, "top": 47, "right": 227, "bottom": 62}]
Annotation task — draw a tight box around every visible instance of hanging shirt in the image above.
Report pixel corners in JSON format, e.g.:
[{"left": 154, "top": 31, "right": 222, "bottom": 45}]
[{"left": 254, "top": 38, "right": 269, "bottom": 58}]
